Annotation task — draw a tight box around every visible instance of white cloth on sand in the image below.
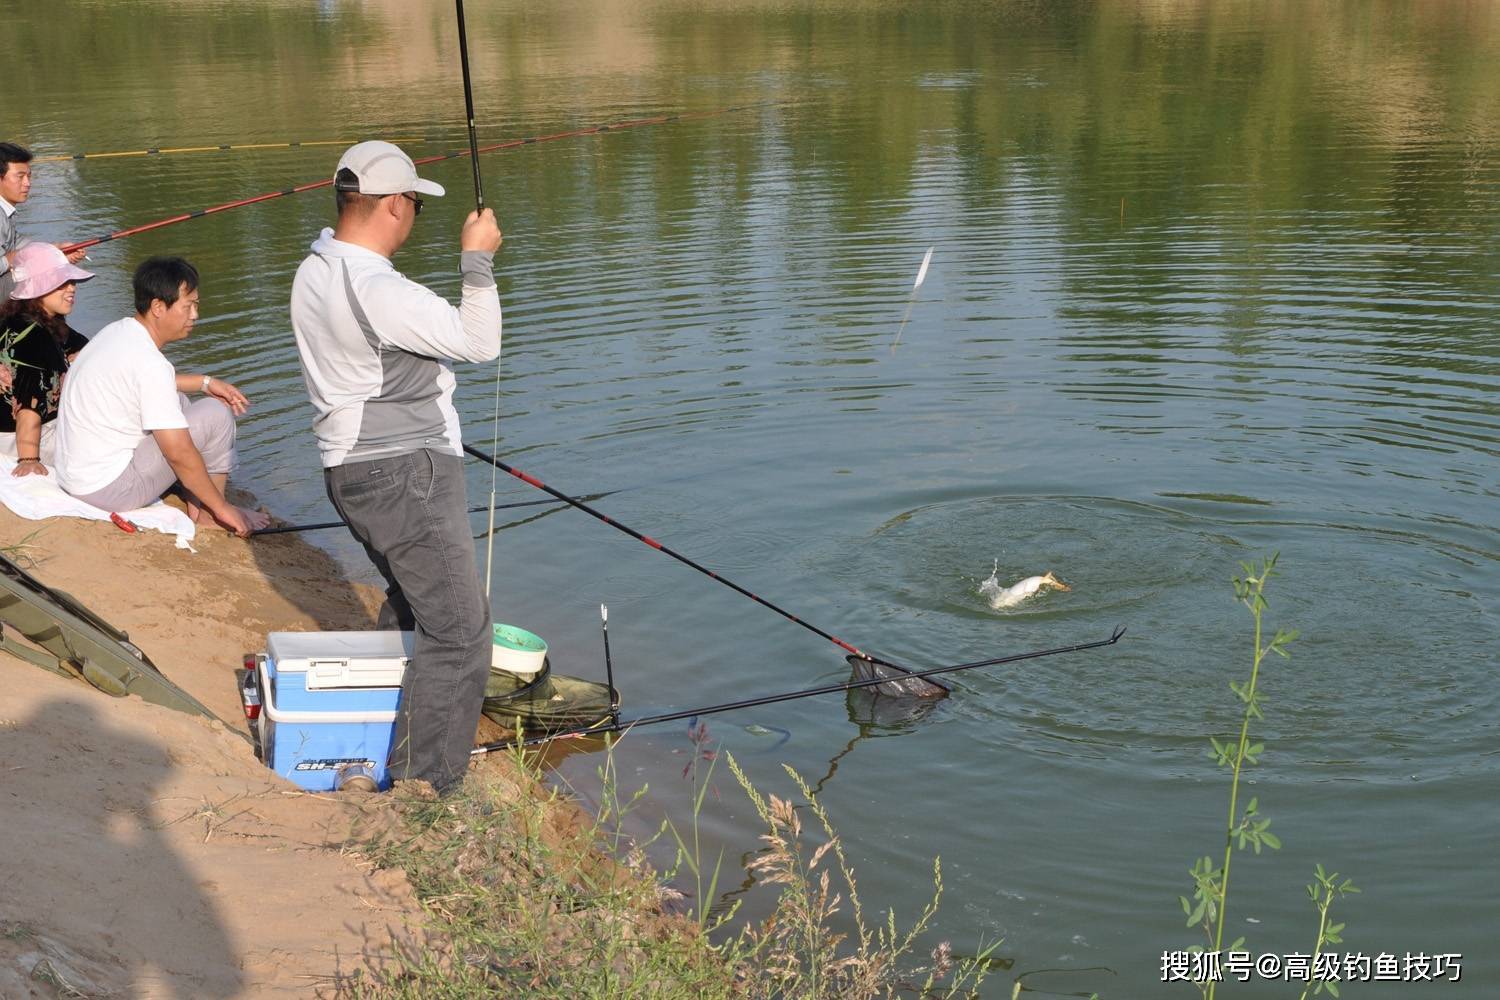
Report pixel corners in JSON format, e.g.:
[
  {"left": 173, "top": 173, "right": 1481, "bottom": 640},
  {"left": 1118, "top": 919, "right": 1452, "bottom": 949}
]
[{"left": 0, "top": 455, "right": 196, "bottom": 550}]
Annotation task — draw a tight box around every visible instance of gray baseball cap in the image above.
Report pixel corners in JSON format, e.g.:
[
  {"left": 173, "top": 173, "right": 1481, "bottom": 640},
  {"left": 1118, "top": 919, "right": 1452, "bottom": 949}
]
[{"left": 334, "top": 141, "right": 446, "bottom": 197}]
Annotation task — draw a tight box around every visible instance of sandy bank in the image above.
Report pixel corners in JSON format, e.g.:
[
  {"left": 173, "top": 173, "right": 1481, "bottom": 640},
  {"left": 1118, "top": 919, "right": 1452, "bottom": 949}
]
[{"left": 0, "top": 503, "right": 450, "bottom": 997}]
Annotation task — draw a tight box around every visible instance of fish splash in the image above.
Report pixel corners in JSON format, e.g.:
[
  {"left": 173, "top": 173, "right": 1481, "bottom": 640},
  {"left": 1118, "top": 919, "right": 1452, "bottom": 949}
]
[{"left": 979, "top": 560, "right": 1072, "bottom": 609}]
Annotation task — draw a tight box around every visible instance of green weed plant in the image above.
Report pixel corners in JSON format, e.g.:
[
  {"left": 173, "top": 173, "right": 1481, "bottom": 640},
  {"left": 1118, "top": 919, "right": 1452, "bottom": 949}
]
[{"left": 1180, "top": 555, "right": 1358, "bottom": 999}]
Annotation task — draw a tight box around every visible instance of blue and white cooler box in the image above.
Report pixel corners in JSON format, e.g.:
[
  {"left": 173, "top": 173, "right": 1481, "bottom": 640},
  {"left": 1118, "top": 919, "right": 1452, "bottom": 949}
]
[{"left": 257, "top": 631, "right": 413, "bottom": 792}]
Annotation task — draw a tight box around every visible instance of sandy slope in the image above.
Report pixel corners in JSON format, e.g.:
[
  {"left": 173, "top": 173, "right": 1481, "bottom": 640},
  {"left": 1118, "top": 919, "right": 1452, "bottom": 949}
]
[{"left": 0, "top": 505, "right": 429, "bottom": 998}]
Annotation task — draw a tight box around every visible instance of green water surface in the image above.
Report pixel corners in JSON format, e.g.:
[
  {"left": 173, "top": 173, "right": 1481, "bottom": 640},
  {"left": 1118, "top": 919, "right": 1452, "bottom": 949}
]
[{"left": 8, "top": 1, "right": 1498, "bottom": 995}]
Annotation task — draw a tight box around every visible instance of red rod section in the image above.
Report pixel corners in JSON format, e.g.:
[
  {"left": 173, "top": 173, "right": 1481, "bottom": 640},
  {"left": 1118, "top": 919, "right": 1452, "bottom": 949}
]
[{"left": 463, "top": 443, "right": 889, "bottom": 666}]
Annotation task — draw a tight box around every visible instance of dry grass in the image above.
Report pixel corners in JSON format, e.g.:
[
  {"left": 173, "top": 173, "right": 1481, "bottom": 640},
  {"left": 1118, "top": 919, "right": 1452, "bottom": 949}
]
[
  {"left": 336, "top": 743, "right": 997, "bottom": 999},
  {"left": 0, "top": 528, "right": 47, "bottom": 569}
]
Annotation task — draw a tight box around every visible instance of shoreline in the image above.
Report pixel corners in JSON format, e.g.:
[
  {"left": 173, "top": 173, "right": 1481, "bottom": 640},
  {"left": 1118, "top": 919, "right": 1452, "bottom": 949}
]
[
  {"left": 0, "top": 497, "right": 997, "bottom": 998},
  {"left": 0, "top": 499, "right": 643, "bottom": 996}
]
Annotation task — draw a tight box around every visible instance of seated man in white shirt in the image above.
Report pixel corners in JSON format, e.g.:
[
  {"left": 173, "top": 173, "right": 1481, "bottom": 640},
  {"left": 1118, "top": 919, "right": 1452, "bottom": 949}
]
[{"left": 55, "top": 256, "right": 269, "bottom": 536}]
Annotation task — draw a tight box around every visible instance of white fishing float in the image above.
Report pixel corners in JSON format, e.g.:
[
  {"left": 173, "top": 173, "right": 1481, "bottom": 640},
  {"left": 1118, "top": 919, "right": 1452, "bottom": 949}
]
[
  {"left": 891, "top": 245, "right": 935, "bottom": 352},
  {"left": 913, "top": 245, "right": 933, "bottom": 291}
]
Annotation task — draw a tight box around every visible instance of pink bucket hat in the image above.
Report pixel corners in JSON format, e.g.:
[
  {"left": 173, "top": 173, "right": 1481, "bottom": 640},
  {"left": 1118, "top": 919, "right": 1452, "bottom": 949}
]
[{"left": 8, "top": 243, "right": 95, "bottom": 300}]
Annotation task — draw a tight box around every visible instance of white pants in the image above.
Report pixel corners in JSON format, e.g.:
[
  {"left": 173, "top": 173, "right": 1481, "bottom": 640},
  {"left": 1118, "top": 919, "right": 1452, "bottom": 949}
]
[{"left": 71, "top": 396, "right": 236, "bottom": 513}]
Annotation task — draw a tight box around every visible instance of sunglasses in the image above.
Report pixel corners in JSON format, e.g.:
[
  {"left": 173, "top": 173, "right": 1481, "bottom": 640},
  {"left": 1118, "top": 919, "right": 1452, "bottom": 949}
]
[{"left": 400, "top": 192, "right": 423, "bottom": 216}]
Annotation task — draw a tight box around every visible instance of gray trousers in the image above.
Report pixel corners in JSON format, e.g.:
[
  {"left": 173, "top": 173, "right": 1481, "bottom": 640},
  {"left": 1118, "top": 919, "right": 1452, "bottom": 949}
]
[
  {"left": 326, "top": 449, "right": 490, "bottom": 793},
  {"left": 74, "top": 395, "right": 237, "bottom": 513}
]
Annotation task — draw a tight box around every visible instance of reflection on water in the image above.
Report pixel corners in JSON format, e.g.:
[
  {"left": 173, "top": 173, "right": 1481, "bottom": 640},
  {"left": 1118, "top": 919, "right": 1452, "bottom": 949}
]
[{"left": 9, "top": 0, "right": 1499, "bottom": 994}]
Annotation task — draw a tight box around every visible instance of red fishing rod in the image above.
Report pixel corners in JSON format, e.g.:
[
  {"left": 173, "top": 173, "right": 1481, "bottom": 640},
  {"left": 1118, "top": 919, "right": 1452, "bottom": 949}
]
[
  {"left": 461, "top": 443, "right": 948, "bottom": 695},
  {"left": 59, "top": 102, "right": 777, "bottom": 256}
]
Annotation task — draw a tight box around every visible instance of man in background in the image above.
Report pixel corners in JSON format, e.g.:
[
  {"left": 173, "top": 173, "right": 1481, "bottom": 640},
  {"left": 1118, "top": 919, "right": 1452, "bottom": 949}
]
[{"left": 0, "top": 143, "right": 86, "bottom": 301}]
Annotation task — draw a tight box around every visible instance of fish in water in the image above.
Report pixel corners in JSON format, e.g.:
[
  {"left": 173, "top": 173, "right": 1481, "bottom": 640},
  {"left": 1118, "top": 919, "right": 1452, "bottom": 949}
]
[
  {"left": 979, "top": 560, "right": 1071, "bottom": 609},
  {"left": 744, "top": 723, "right": 793, "bottom": 749}
]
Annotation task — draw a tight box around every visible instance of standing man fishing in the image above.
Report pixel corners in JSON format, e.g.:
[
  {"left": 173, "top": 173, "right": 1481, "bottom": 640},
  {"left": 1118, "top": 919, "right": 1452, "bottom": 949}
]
[{"left": 289, "top": 141, "right": 503, "bottom": 794}]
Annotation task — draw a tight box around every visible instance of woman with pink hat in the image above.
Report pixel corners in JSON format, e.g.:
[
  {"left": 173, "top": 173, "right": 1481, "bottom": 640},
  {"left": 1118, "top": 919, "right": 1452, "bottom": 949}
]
[{"left": 0, "top": 242, "right": 94, "bottom": 476}]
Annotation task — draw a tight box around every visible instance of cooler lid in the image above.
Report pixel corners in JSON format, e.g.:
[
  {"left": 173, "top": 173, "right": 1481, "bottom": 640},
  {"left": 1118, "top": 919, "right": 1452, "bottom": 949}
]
[{"left": 266, "top": 631, "right": 414, "bottom": 690}]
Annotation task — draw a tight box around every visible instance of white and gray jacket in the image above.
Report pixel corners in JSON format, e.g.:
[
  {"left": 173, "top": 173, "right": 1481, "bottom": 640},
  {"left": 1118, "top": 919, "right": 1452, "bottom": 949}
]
[{"left": 289, "top": 228, "right": 501, "bottom": 468}]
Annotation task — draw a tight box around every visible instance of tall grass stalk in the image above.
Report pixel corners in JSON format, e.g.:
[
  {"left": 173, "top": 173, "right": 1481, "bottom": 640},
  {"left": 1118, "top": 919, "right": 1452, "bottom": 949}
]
[
  {"left": 1180, "top": 555, "right": 1356, "bottom": 998},
  {"left": 661, "top": 722, "right": 730, "bottom": 932},
  {"left": 1213, "top": 557, "right": 1294, "bottom": 956}
]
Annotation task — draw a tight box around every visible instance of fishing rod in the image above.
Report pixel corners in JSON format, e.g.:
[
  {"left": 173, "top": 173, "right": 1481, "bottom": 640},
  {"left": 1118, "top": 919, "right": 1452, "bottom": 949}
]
[
  {"left": 460, "top": 443, "right": 946, "bottom": 694},
  {"left": 59, "top": 101, "right": 777, "bottom": 256},
  {"left": 473, "top": 625, "right": 1127, "bottom": 754},
  {"left": 35, "top": 136, "right": 429, "bottom": 163},
  {"left": 449, "top": 0, "right": 507, "bottom": 602},
  {"left": 256, "top": 457, "right": 743, "bottom": 538},
  {"left": 454, "top": 0, "right": 486, "bottom": 211},
  {"left": 254, "top": 497, "right": 562, "bottom": 536},
  {"left": 600, "top": 604, "right": 619, "bottom": 728}
]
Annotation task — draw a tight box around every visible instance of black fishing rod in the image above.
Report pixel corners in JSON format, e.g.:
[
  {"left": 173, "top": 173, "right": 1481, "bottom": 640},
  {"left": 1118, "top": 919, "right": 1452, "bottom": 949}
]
[
  {"left": 600, "top": 604, "right": 620, "bottom": 728},
  {"left": 453, "top": 0, "right": 486, "bottom": 210},
  {"left": 453, "top": 0, "right": 510, "bottom": 594},
  {"left": 472, "top": 626, "right": 1127, "bottom": 754},
  {"left": 461, "top": 443, "right": 944, "bottom": 693},
  {"left": 257, "top": 452, "right": 769, "bottom": 538},
  {"left": 254, "top": 497, "right": 562, "bottom": 537}
]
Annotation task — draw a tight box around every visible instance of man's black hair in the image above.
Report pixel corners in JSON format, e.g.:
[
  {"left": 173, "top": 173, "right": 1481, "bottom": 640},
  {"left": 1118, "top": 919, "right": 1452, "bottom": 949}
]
[
  {"left": 334, "top": 167, "right": 379, "bottom": 217},
  {"left": 0, "top": 142, "right": 33, "bottom": 178},
  {"left": 133, "top": 256, "right": 200, "bottom": 315}
]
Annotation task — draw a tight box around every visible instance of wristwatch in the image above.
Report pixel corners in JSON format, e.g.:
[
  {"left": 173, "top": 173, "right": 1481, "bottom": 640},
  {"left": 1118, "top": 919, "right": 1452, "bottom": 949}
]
[{"left": 201, "top": 374, "right": 213, "bottom": 393}]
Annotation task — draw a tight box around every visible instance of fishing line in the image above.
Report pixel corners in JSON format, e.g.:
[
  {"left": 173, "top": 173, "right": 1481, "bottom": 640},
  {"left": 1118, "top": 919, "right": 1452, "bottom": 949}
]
[
  {"left": 472, "top": 626, "right": 1126, "bottom": 754},
  {"left": 34, "top": 137, "right": 430, "bottom": 163},
  {"left": 460, "top": 442, "right": 947, "bottom": 695},
  {"left": 59, "top": 101, "right": 781, "bottom": 256}
]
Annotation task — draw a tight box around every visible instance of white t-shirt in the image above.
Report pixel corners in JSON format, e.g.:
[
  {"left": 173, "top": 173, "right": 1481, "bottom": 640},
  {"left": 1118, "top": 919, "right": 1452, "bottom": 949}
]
[{"left": 55, "top": 317, "right": 187, "bottom": 495}]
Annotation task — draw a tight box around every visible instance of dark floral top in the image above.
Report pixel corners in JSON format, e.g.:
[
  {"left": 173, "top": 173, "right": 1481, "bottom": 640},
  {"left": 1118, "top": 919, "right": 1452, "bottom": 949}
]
[{"left": 0, "top": 321, "right": 89, "bottom": 433}]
